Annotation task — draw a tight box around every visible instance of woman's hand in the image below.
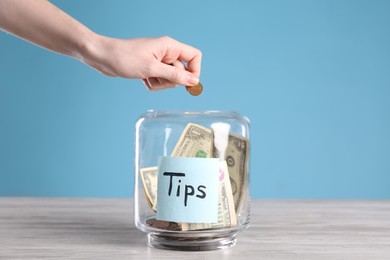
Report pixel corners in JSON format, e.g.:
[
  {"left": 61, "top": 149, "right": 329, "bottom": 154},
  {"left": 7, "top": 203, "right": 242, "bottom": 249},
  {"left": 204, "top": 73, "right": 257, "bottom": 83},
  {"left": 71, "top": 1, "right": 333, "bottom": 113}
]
[{"left": 81, "top": 36, "right": 202, "bottom": 91}]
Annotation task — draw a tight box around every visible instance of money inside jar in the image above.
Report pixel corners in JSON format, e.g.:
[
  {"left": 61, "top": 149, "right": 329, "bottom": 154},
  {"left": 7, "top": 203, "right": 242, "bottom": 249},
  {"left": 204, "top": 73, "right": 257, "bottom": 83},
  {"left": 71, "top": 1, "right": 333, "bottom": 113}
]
[{"left": 139, "top": 123, "right": 249, "bottom": 231}]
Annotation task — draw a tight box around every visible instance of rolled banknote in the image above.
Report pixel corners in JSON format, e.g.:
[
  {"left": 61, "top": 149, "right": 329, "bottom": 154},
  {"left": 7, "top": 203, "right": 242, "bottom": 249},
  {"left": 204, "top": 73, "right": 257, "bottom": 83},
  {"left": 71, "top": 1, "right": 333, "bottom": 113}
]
[
  {"left": 213, "top": 132, "right": 249, "bottom": 212},
  {"left": 140, "top": 166, "right": 158, "bottom": 210}
]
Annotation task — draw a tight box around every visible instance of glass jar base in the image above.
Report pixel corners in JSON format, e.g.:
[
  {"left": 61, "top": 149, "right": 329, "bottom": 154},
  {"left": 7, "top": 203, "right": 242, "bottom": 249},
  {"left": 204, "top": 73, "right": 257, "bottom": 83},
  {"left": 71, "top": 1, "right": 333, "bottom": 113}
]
[{"left": 147, "top": 233, "right": 237, "bottom": 251}]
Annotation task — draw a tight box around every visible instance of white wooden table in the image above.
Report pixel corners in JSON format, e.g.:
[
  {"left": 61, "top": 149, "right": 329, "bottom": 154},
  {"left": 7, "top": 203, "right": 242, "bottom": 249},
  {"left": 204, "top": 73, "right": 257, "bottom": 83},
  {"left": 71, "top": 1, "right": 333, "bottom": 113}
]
[{"left": 1, "top": 198, "right": 389, "bottom": 259}]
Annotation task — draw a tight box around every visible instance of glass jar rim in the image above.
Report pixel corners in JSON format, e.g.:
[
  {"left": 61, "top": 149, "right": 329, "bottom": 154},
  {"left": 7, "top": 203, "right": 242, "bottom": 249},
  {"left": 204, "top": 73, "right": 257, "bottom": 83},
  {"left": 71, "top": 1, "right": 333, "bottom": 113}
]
[{"left": 140, "top": 109, "right": 245, "bottom": 118}]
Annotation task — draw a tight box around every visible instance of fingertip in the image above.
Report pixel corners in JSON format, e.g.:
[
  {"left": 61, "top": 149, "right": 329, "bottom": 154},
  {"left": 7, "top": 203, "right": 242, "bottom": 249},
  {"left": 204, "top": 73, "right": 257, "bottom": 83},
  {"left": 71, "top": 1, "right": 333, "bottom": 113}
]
[{"left": 186, "top": 73, "right": 199, "bottom": 86}]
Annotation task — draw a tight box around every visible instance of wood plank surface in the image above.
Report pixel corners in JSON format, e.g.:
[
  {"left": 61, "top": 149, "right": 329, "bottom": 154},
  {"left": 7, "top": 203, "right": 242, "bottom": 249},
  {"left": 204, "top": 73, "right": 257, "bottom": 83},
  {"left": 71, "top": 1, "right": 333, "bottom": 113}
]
[{"left": 1, "top": 198, "right": 389, "bottom": 259}]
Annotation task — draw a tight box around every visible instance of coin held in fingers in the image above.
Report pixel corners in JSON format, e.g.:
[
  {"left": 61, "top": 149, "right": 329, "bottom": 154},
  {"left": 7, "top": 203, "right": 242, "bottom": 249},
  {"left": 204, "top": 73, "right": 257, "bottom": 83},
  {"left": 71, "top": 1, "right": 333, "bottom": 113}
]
[{"left": 186, "top": 82, "right": 203, "bottom": 96}]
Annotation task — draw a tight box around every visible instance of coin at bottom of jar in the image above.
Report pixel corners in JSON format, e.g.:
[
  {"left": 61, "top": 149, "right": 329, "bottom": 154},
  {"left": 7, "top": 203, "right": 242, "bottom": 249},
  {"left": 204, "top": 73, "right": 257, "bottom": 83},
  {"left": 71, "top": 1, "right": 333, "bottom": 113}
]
[{"left": 146, "top": 218, "right": 182, "bottom": 231}]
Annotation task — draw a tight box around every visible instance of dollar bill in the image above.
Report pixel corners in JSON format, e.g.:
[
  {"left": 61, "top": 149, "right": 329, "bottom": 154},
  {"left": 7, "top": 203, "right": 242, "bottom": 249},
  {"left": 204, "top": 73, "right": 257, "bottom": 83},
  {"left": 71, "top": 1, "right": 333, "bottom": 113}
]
[
  {"left": 213, "top": 132, "right": 249, "bottom": 212},
  {"left": 181, "top": 160, "right": 237, "bottom": 231},
  {"left": 171, "top": 123, "right": 213, "bottom": 158},
  {"left": 139, "top": 166, "right": 158, "bottom": 210}
]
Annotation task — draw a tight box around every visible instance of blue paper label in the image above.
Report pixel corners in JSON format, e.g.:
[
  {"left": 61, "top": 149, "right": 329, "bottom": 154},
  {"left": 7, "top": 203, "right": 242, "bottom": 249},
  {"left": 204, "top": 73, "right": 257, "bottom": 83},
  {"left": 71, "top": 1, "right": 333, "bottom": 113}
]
[{"left": 156, "top": 156, "right": 219, "bottom": 223}]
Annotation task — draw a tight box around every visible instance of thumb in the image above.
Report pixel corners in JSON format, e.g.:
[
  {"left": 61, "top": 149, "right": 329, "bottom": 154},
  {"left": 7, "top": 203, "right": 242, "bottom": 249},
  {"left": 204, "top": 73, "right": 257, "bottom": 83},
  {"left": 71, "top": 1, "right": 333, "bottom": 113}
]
[{"left": 151, "top": 62, "right": 199, "bottom": 86}]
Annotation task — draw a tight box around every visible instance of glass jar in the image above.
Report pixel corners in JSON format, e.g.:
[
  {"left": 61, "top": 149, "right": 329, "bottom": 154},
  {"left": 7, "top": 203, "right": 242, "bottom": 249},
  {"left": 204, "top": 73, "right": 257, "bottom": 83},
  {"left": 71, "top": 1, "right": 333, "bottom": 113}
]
[{"left": 134, "top": 110, "right": 250, "bottom": 250}]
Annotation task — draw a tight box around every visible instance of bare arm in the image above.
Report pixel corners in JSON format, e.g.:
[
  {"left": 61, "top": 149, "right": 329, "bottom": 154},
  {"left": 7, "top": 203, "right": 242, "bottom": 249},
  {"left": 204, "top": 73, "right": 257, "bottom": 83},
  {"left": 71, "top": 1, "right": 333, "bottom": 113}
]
[
  {"left": 0, "top": 0, "right": 95, "bottom": 60},
  {"left": 0, "top": 0, "right": 201, "bottom": 90}
]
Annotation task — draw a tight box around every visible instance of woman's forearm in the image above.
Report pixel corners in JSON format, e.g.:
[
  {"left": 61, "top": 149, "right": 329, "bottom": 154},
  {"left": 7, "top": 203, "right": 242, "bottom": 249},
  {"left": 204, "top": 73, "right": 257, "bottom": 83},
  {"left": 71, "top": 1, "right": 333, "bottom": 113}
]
[{"left": 0, "top": 0, "right": 95, "bottom": 59}]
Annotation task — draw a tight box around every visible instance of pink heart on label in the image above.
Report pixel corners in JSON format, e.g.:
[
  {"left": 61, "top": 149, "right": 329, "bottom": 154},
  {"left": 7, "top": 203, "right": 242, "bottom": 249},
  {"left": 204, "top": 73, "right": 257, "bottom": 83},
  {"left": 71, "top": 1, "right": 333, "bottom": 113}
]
[{"left": 219, "top": 168, "right": 225, "bottom": 182}]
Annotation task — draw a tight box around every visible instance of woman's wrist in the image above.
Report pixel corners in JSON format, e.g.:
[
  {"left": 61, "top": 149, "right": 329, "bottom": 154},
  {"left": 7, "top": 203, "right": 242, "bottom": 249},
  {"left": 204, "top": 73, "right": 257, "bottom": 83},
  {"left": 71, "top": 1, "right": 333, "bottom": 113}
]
[
  {"left": 72, "top": 29, "right": 101, "bottom": 61},
  {"left": 74, "top": 31, "right": 114, "bottom": 75}
]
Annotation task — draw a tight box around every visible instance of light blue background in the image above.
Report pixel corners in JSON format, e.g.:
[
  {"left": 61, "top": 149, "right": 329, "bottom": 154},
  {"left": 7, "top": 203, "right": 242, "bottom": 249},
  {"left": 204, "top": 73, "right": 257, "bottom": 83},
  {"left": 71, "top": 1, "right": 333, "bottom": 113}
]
[
  {"left": 157, "top": 157, "right": 219, "bottom": 223},
  {"left": 0, "top": 0, "right": 389, "bottom": 198}
]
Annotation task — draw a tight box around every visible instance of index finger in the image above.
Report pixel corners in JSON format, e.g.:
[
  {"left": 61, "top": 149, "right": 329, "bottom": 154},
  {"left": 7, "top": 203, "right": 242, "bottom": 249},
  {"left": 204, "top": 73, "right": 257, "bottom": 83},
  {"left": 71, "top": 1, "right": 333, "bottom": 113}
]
[{"left": 177, "top": 43, "right": 202, "bottom": 78}]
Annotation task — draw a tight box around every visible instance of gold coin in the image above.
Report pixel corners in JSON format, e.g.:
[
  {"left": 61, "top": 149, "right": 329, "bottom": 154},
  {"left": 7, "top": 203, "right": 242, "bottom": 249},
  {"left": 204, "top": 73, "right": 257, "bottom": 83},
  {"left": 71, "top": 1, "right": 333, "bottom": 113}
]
[{"left": 186, "top": 82, "right": 203, "bottom": 96}]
